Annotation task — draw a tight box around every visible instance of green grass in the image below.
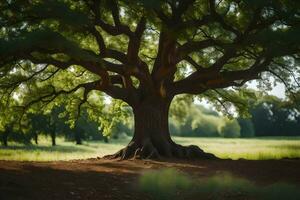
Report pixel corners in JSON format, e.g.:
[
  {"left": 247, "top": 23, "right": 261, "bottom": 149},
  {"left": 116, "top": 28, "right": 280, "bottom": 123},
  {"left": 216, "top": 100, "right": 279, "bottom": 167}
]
[
  {"left": 174, "top": 136, "right": 300, "bottom": 160},
  {"left": 139, "top": 169, "right": 300, "bottom": 200},
  {"left": 0, "top": 137, "right": 126, "bottom": 161},
  {"left": 0, "top": 136, "right": 300, "bottom": 161}
]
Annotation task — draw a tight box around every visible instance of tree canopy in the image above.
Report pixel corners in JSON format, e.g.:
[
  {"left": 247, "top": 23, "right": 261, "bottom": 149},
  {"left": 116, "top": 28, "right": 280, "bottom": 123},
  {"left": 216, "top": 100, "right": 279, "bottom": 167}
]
[{"left": 0, "top": 0, "right": 300, "bottom": 159}]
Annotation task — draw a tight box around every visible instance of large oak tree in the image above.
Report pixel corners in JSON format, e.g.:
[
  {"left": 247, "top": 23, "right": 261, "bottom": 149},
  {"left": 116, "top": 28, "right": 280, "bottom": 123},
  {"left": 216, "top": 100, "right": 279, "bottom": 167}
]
[{"left": 0, "top": 0, "right": 299, "bottom": 159}]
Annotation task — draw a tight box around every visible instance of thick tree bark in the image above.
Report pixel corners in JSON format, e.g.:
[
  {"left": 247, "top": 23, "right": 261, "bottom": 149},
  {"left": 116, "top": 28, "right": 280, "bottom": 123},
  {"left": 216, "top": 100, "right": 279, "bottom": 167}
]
[{"left": 106, "top": 97, "right": 217, "bottom": 160}]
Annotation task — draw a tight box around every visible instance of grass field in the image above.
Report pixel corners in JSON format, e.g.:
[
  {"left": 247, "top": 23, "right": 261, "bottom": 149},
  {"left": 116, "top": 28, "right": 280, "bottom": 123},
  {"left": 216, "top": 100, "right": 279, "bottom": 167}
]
[{"left": 0, "top": 136, "right": 300, "bottom": 161}]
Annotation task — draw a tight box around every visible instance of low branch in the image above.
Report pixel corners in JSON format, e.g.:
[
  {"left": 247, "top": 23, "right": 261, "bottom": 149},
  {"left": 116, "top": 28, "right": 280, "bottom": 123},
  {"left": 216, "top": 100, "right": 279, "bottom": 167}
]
[
  {"left": 184, "top": 56, "right": 205, "bottom": 71},
  {"left": 0, "top": 64, "right": 49, "bottom": 89},
  {"left": 18, "top": 81, "right": 100, "bottom": 112},
  {"left": 172, "top": 56, "right": 272, "bottom": 95}
]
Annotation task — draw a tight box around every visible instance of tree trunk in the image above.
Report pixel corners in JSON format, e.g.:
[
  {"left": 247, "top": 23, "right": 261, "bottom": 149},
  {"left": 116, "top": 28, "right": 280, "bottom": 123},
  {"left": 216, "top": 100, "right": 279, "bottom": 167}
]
[
  {"left": 74, "top": 128, "right": 83, "bottom": 145},
  {"left": 51, "top": 131, "right": 56, "bottom": 146},
  {"left": 103, "top": 136, "right": 109, "bottom": 143},
  {"left": 75, "top": 133, "right": 82, "bottom": 145},
  {"left": 34, "top": 132, "right": 38, "bottom": 145},
  {"left": 106, "top": 98, "right": 216, "bottom": 160},
  {"left": 2, "top": 131, "right": 8, "bottom": 147}
]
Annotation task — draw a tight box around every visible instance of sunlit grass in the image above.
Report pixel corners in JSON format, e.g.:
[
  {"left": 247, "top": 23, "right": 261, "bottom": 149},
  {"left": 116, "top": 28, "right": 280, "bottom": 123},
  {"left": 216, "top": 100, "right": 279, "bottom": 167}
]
[
  {"left": 0, "top": 136, "right": 126, "bottom": 161},
  {"left": 174, "top": 136, "right": 300, "bottom": 160},
  {"left": 0, "top": 136, "right": 300, "bottom": 161}
]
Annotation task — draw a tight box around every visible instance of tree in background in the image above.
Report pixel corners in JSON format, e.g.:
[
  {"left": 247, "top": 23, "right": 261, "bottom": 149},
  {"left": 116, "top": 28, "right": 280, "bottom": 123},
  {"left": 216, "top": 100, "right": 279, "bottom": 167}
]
[
  {"left": 27, "top": 106, "right": 105, "bottom": 145},
  {"left": 170, "top": 99, "right": 242, "bottom": 138},
  {"left": 27, "top": 106, "right": 72, "bottom": 146},
  {"left": 251, "top": 96, "right": 300, "bottom": 137},
  {"left": 72, "top": 109, "right": 97, "bottom": 145},
  {"left": 237, "top": 118, "right": 255, "bottom": 138},
  {"left": 1, "top": 125, "right": 11, "bottom": 146},
  {"left": 220, "top": 119, "right": 240, "bottom": 138},
  {"left": 0, "top": 123, "right": 32, "bottom": 146},
  {"left": 0, "top": 99, "right": 27, "bottom": 146},
  {"left": 48, "top": 106, "right": 67, "bottom": 146},
  {"left": 0, "top": 0, "right": 299, "bottom": 159},
  {"left": 28, "top": 113, "right": 49, "bottom": 145}
]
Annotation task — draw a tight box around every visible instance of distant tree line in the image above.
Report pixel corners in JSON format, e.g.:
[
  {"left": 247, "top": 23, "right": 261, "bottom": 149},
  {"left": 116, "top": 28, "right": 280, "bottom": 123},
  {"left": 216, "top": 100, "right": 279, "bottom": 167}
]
[
  {"left": 170, "top": 96, "right": 300, "bottom": 138},
  {"left": 0, "top": 106, "right": 110, "bottom": 147},
  {"left": 249, "top": 98, "right": 300, "bottom": 137},
  {"left": 169, "top": 104, "right": 242, "bottom": 138},
  {"left": 1, "top": 95, "right": 299, "bottom": 146}
]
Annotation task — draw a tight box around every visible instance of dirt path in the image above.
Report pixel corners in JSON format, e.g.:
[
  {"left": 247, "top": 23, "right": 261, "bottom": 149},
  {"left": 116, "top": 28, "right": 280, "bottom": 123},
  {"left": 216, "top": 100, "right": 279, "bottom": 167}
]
[{"left": 1, "top": 159, "right": 300, "bottom": 200}]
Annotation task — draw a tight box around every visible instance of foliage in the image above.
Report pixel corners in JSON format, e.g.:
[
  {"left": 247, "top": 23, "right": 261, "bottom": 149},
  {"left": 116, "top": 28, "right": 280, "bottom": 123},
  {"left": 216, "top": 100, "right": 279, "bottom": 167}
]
[
  {"left": 250, "top": 96, "right": 300, "bottom": 137},
  {"left": 0, "top": 104, "right": 111, "bottom": 146},
  {"left": 220, "top": 119, "right": 241, "bottom": 138},
  {"left": 170, "top": 99, "right": 241, "bottom": 137},
  {"left": 1, "top": 94, "right": 299, "bottom": 146},
  {"left": 0, "top": 0, "right": 299, "bottom": 136},
  {"left": 237, "top": 118, "right": 255, "bottom": 138}
]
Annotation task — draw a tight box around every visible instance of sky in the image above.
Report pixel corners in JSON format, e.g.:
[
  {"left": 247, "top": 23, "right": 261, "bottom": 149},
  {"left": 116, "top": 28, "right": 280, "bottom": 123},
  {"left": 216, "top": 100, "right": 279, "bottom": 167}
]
[
  {"left": 196, "top": 78, "right": 287, "bottom": 116},
  {"left": 247, "top": 80, "right": 286, "bottom": 99}
]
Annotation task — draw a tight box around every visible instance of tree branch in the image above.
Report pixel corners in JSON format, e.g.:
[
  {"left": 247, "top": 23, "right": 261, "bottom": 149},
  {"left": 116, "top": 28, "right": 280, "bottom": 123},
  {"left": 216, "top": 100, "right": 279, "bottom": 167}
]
[
  {"left": 172, "top": 55, "right": 272, "bottom": 95},
  {"left": 177, "top": 39, "right": 216, "bottom": 62}
]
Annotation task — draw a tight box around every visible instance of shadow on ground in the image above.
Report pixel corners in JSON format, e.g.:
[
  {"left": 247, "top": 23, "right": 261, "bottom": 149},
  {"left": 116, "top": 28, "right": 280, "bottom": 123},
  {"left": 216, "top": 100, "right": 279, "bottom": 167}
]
[
  {"left": 139, "top": 169, "right": 300, "bottom": 200},
  {"left": 0, "top": 159, "right": 300, "bottom": 200}
]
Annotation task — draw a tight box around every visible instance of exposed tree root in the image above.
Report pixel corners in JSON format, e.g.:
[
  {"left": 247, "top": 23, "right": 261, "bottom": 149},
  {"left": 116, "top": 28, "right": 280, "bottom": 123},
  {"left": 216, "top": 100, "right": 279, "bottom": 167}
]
[{"left": 104, "top": 139, "right": 217, "bottom": 160}]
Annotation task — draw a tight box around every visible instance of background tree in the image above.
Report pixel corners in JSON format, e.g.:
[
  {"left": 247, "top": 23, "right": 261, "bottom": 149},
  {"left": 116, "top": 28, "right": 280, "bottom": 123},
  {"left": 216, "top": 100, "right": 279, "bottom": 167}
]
[
  {"left": 72, "top": 109, "right": 95, "bottom": 145},
  {"left": 169, "top": 100, "right": 241, "bottom": 138},
  {"left": 237, "top": 118, "right": 255, "bottom": 138},
  {"left": 250, "top": 96, "right": 300, "bottom": 137},
  {"left": 1, "top": 125, "right": 11, "bottom": 146},
  {"left": 47, "top": 106, "right": 66, "bottom": 146},
  {"left": 28, "top": 113, "right": 50, "bottom": 145},
  {"left": 0, "top": 0, "right": 299, "bottom": 159},
  {"left": 0, "top": 99, "right": 24, "bottom": 146},
  {"left": 220, "top": 119, "right": 240, "bottom": 138}
]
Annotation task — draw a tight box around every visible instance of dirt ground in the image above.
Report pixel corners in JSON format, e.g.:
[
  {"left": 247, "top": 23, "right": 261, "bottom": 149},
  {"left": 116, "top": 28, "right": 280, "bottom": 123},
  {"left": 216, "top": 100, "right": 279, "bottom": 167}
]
[{"left": 0, "top": 158, "right": 300, "bottom": 200}]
